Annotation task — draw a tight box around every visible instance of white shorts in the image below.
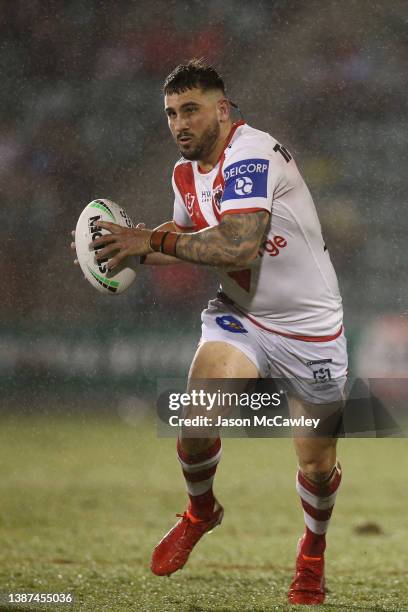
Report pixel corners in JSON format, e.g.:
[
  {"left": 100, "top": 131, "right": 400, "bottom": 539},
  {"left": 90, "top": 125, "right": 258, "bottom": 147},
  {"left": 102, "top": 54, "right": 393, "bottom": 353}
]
[{"left": 200, "top": 298, "right": 348, "bottom": 405}]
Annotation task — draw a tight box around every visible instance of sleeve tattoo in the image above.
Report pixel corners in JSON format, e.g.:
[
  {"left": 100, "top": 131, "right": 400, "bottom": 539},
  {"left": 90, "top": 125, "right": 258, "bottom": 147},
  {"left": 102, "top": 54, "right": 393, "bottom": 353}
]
[{"left": 175, "top": 211, "right": 270, "bottom": 267}]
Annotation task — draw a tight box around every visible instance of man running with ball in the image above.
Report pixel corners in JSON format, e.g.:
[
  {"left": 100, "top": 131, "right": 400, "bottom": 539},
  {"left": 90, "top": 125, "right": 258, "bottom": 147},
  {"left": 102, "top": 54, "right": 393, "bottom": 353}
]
[{"left": 78, "top": 59, "right": 347, "bottom": 605}]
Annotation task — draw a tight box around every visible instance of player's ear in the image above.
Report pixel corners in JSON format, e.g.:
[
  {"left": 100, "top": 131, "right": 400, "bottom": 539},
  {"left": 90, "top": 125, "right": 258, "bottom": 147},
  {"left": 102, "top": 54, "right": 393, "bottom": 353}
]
[{"left": 216, "top": 98, "right": 230, "bottom": 123}]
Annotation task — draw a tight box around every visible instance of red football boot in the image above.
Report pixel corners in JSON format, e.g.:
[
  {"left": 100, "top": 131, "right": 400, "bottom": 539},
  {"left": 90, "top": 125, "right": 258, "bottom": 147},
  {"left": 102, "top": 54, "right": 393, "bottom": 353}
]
[
  {"left": 151, "top": 501, "right": 224, "bottom": 576},
  {"left": 288, "top": 536, "right": 325, "bottom": 605}
]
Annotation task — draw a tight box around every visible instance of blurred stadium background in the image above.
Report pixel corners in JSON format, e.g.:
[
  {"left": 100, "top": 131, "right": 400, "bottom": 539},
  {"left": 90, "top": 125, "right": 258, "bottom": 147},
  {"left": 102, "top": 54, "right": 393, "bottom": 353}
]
[{"left": 1, "top": 0, "right": 407, "bottom": 410}]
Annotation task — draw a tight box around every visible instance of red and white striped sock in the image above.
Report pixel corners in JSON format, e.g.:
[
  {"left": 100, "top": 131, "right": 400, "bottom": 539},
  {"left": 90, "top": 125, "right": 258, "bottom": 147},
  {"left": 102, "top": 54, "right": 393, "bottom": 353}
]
[
  {"left": 296, "top": 463, "right": 342, "bottom": 557},
  {"left": 177, "top": 437, "right": 222, "bottom": 520}
]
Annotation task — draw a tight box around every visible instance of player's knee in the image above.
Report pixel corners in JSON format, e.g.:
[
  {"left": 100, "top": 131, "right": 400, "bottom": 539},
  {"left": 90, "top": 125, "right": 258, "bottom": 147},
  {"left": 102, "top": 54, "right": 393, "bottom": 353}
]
[{"left": 299, "top": 458, "right": 336, "bottom": 483}]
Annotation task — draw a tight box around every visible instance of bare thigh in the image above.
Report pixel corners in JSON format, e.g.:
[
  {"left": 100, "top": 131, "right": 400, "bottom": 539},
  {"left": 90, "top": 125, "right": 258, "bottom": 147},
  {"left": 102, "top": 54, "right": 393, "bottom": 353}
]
[{"left": 180, "top": 341, "right": 260, "bottom": 454}]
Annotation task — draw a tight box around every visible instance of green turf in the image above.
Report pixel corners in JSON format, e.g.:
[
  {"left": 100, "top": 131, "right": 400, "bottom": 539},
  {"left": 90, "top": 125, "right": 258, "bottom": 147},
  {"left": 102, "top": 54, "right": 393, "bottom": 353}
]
[{"left": 0, "top": 413, "right": 407, "bottom": 611}]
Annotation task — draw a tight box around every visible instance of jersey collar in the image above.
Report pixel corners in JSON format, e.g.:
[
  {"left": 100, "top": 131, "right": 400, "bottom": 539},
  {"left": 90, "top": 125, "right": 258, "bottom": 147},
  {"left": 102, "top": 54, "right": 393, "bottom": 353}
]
[{"left": 223, "top": 120, "right": 246, "bottom": 152}]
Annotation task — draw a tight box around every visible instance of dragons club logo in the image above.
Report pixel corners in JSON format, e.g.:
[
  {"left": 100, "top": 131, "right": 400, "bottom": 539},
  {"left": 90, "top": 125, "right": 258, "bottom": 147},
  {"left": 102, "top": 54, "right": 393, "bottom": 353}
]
[{"left": 212, "top": 184, "right": 224, "bottom": 211}]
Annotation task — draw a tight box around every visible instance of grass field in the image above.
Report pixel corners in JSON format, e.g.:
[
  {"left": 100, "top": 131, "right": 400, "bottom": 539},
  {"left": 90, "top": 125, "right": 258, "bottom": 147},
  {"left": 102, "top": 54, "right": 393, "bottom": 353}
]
[{"left": 0, "top": 412, "right": 407, "bottom": 611}]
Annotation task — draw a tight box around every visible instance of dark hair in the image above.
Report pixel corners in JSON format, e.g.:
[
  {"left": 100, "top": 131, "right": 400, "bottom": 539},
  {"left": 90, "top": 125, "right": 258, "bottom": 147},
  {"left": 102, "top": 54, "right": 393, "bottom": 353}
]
[{"left": 163, "top": 59, "right": 226, "bottom": 95}]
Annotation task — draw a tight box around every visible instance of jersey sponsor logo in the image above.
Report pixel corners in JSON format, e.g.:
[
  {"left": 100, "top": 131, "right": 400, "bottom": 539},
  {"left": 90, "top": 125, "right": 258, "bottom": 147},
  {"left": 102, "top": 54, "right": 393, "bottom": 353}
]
[
  {"left": 201, "top": 189, "right": 212, "bottom": 203},
  {"left": 215, "top": 315, "right": 248, "bottom": 334},
  {"left": 306, "top": 358, "right": 333, "bottom": 366},
  {"left": 258, "top": 235, "right": 288, "bottom": 257},
  {"left": 224, "top": 159, "right": 269, "bottom": 180},
  {"left": 223, "top": 158, "right": 269, "bottom": 200},
  {"left": 235, "top": 176, "right": 253, "bottom": 195}
]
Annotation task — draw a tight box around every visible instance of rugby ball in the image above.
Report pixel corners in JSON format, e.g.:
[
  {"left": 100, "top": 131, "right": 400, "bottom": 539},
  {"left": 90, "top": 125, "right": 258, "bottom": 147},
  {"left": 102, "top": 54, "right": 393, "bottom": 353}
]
[{"left": 75, "top": 199, "right": 137, "bottom": 295}]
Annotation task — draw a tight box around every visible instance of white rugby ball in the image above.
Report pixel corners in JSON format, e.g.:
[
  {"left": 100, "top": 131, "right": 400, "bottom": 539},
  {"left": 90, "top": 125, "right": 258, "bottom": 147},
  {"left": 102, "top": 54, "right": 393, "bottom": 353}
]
[{"left": 75, "top": 199, "right": 137, "bottom": 295}]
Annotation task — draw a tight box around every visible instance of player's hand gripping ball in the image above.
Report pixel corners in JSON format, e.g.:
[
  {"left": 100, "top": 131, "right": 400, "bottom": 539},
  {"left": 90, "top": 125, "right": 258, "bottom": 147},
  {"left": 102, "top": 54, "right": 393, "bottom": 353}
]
[{"left": 75, "top": 199, "right": 137, "bottom": 295}]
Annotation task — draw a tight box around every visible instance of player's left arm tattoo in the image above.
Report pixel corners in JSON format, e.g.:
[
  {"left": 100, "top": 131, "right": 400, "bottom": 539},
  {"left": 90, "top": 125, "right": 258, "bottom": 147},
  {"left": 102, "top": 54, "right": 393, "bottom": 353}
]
[{"left": 175, "top": 211, "right": 270, "bottom": 267}]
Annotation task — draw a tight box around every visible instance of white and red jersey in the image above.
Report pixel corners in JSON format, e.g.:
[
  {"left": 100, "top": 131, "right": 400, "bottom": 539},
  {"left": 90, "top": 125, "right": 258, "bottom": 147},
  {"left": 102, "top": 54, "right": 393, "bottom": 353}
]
[{"left": 172, "top": 121, "right": 343, "bottom": 340}]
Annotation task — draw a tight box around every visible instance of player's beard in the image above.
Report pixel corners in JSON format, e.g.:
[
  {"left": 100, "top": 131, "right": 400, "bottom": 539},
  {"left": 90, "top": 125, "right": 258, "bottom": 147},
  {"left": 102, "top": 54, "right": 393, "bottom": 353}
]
[{"left": 177, "top": 120, "right": 220, "bottom": 161}]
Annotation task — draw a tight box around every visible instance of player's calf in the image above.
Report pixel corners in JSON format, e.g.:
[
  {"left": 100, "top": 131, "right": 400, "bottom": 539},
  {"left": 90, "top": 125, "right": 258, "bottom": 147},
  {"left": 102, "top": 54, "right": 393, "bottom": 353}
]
[
  {"left": 151, "top": 437, "right": 223, "bottom": 576},
  {"left": 178, "top": 437, "right": 222, "bottom": 520},
  {"left": 288, "top": 462, "right": 342, "bottom": 604}
]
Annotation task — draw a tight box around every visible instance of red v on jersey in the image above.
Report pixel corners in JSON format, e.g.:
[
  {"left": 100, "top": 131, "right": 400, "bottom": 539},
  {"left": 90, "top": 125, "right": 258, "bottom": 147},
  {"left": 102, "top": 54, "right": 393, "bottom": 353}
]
[
  {"left": 227, "top": 269, "right": 251, "bottom": 292},
  {"left": 173, "top": 163, "right": 209, "bottom": 230}
]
